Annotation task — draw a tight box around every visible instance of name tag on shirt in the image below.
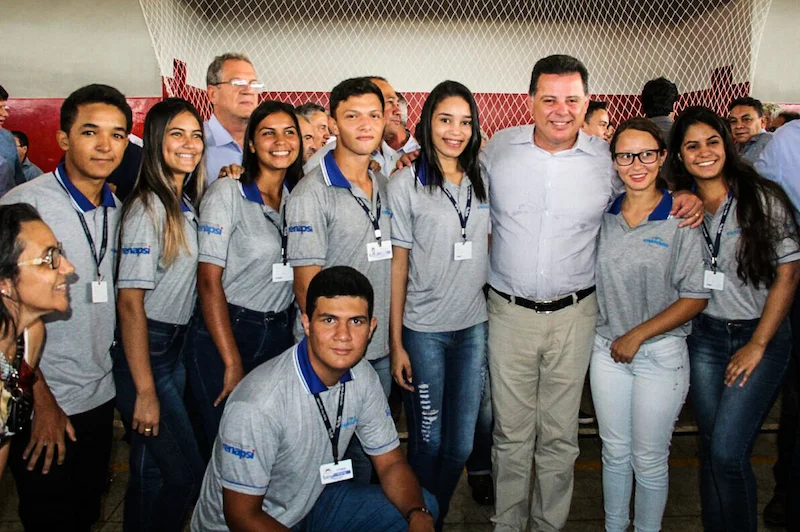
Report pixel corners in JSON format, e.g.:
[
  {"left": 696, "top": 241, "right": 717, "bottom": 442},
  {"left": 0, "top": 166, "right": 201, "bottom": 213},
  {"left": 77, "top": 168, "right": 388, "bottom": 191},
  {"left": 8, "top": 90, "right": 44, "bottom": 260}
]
[
  {"left": 319, "top": 459, "right": 354, "bottom": 485},
  {"left": 90, "top": 281, "right": 109, "bottom": 304},
  {"left": 704, "top": 270, "right": 725, "bottom": 291},
  {"left": 454, "top": 241, "right": 473, "bottom": 261},
  {"left": 367, "top": 241, "right": 393, "bottom": 262},
  {"left": 272, "top": 263, "right": 294, "bottom": 283}
]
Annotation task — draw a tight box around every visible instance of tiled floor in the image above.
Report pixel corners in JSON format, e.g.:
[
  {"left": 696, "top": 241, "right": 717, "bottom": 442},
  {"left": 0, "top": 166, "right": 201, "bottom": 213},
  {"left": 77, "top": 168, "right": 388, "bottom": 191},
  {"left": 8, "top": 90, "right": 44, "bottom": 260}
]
[{"left": 0, "top": 401, "right": 787, "bottom": 531}]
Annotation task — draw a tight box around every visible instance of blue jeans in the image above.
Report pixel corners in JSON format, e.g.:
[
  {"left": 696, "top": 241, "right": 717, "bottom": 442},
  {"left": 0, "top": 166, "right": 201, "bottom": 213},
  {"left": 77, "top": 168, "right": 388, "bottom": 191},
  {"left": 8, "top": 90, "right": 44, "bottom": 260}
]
[
  {"left": 343, "top": 355, "right": 392, "bottom": 484},
  {"left": 112, "top": 319, "right": 205, "bottom": 531},
  {"left": 466, "top": 355, "right": 493, "bottom": 475},
  {"left": 590, "top": 334, "right": 690, "bottom": 532},
  {"left": 689, "top": 313, "right": 792, "bottom": 532},
  {"left": 292, "top": 482, "right": 439, "bottom": 532},
  {"left": 184, "top": 302, "right": 294, "bottom": 451},
  {"left": 401, "top": 322, "right": 487, "bottom": 525}
]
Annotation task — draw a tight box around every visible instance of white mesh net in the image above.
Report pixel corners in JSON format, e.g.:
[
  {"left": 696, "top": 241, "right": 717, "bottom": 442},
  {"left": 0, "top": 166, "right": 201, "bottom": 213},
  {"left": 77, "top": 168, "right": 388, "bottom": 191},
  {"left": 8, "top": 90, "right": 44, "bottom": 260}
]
[{"left": 139, "top": 0, "right": 773, "bottom": 134}]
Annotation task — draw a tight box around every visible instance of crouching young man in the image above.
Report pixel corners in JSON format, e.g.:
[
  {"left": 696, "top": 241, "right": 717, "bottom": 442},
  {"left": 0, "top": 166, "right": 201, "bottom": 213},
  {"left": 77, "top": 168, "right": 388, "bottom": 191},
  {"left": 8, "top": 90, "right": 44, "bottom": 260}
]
[{"left": 191, "top": 266, "right": 437, "bottom": 531}]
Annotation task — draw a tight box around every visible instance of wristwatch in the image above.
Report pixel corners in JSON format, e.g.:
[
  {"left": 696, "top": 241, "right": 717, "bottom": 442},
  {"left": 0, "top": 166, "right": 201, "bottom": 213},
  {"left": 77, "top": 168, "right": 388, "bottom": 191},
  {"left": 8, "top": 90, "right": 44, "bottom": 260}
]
[{"left": 405, "top": 506, "right": 433, "bottom": 522}]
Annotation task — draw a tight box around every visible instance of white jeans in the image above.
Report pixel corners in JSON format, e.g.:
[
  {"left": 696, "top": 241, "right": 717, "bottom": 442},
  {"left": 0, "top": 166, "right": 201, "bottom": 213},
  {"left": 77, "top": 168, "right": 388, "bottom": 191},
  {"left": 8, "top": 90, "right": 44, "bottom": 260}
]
[{"left": 589, "top": 334, "right": 690, "bottom": 532}]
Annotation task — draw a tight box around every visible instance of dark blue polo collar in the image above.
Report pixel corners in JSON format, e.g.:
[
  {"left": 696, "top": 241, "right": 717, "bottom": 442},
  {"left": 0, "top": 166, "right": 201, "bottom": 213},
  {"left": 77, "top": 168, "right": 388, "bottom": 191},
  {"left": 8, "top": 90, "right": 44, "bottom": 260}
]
[
  {"left": 238, "top": 179, "right": 293, "bottom": 205},
  {"left": 294, "top": 337, "right": 354, "bottom": 395},
  {"left": 415, "top": 155, "right": 431, "bottom": 186},
  {"left": 608, "top": 189, "right": 673, "bottom": 220},
  {"left": 55, "top": 161, "right": 116, "bottom": 212},
  {"left": 321, "top": 150, "right": 352, "bottom": 189}
]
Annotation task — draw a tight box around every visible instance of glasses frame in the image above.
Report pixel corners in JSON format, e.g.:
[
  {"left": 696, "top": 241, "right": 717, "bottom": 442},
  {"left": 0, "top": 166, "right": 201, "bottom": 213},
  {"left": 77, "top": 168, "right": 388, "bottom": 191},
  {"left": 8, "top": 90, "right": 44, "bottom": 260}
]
[
  {"left": 613, "top": 150, "right": 662, "bottom": 166},
  {"left": 212, "top": 78, "right": 265, "bottom": 92},
  {"left": 17, "top": 242, "right": 63, "bottom": 270}
]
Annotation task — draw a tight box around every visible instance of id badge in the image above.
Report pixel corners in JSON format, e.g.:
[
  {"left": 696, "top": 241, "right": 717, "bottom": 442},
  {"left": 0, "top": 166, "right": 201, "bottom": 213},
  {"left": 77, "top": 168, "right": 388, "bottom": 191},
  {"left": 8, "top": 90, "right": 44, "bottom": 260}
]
[
  {"left": 366, "top": 240, "right": 393, "bottom": 262},
  {"left": 272, "top": 263, "right": 294, "bottom": 282},
  {"left": 454, "top": 241, "right": 473, "bottom": 261},
  {"left": 704, "top": 270, "right": 725, "bottom": 291},
  {"left": 91, "top": 281, "right": 109, "bottom": 303},
  {"left": 319, "top": 458, "right": 354, "bottom": 485}
]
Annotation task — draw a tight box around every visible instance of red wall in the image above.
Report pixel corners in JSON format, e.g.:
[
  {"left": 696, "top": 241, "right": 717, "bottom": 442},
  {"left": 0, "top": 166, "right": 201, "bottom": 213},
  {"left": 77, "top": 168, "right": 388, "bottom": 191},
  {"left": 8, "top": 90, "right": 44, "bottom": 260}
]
[{"left": 4, "top": 97, "right": 160, "bottom": 173}]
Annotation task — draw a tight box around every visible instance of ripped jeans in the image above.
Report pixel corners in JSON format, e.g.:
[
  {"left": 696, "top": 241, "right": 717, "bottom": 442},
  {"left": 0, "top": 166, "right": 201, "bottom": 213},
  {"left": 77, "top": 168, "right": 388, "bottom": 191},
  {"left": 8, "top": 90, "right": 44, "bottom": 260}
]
[{"left": 402, "top": 322, "right": 487, "bottom": 525}]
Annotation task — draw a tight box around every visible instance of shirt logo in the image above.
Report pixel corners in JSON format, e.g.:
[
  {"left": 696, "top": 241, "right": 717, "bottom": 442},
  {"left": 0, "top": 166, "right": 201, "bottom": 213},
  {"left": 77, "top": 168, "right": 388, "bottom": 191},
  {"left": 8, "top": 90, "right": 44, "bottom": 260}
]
[
  {"left": 289, "top": 224, "right": 314, "bottom": 233},
  {"left": 341, "top": 416, "right": 358, "bottom": 429},
  {"left": 199, "top": 223, "right": 223, "bottom": 236},
  {"left": 727, "top": 228, "right": 742, "bottom": 236},
  {"left": 222, "top": 443, "right": 255, "bottom": 460},
  {"left": 382, "top": 209, "right": 393, "bottom": 219},
  {"left": 121, "top": 246, "right": 151, "bottom": 256},
  {"left": 477, "top": 204, "right": 490, "bottom": 210},
  {"left": 643, "top": 236, "right": 669, "bottom": 248}
]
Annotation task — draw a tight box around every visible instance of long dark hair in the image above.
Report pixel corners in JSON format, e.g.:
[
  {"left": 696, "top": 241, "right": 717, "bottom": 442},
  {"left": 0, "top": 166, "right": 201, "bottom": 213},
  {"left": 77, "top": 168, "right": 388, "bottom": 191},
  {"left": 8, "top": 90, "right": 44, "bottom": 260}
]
[
  {"left": 0, "top": 204, "right": 43, "bottom": 337},
  {"left": 670, "top": 106, "right": 799, "bottom": 287},
  {"left": 413, "top": 81, "right": 487, "bottom": 202},
  {"left": 241, "top": 100, "right": 304, "bottom": 190},
  {"left": 122, "top": 98, "right": 206, "bottom": 265}
]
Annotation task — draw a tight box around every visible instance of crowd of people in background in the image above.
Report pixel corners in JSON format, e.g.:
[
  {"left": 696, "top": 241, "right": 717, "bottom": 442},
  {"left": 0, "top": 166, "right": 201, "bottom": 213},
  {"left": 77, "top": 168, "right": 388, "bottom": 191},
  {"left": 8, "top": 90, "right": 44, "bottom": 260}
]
[{"left": 0, "top": 51, "right": 800, "bottom": 532}]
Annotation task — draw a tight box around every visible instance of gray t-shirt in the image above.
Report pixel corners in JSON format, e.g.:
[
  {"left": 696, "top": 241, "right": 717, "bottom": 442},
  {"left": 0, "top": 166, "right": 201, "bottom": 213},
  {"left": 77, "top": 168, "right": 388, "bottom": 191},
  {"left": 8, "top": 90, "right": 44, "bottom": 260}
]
[
  {"left": 595, "top": 191, "right": 710, "bottom": 342},
  {"left": 0, "top": 168, "right": 119, "bottom": 415},
  {"left": 387, "top": 164, "right": 489, "bottom": 332},
  {"left": 702, "top": 194, "right": 800, "bottom": 320},
  {"left": 286, "top": 151, "right": 392, "bottom": 360},
  {"left": 198, "top": 178, "right": 294, "bottom": 313},
  {"left": 117, "top": 193, "right": 199, "bottom": 325},
  {"left": 191, "top": 338, "right": 399, "bottom": 530}
]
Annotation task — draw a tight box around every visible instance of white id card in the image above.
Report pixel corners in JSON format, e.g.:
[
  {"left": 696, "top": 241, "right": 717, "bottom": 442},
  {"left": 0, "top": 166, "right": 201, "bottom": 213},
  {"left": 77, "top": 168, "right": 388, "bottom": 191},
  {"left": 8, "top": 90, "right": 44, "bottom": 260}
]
[
  {"left": 91, "top": 281, "right": 109, "bottom": 303},
  {"left": 704, "top": 270, "right": 725, "bottom": 291},
  {"left": 454, "top": 241, "right": 473, "bottom": 261},
  {"left": 367, "top": 240, "right": 393, "bottom": 262},
  {"left": 319, "top": 459, "right": 354, "bottom": 485},
  {"left": 272, "top": 263, "right": 294, "bottom": 282}
]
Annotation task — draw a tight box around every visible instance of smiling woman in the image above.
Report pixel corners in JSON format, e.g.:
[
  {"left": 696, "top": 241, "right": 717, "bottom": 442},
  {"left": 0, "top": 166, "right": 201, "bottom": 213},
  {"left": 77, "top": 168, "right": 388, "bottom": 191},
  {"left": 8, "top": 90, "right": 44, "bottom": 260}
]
[{"left": 0, "top": 204, "right": 75, "bottom": 481}]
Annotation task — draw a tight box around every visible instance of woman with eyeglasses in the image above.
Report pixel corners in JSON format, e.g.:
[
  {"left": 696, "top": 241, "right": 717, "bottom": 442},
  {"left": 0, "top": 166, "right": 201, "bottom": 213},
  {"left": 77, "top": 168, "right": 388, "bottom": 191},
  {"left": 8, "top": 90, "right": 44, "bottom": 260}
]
[
  {"left": 185, "top": 100, "right": 303, "bottom": 452},
  {"left": 0, "top": 204, "right": 75, "bottom": 480},
  {"left": 112, "top": 98, "right": 206, "bottom": 531},
  {"left": 590, "top": 118, "right": 709, "bottom": 532},
  {"left": 671, "top": 106, "right": 800, "bottom": 532}
]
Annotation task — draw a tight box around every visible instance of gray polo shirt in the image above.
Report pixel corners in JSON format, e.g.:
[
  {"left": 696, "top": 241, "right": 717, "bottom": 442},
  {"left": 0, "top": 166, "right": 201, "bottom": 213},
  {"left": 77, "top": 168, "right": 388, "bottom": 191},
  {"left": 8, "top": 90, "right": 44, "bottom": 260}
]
[
  {"left": 702, "top": 194, "right": 800, "bottom": 320},
  {"left": 595, "top": 191, "right": 710, "bottom": 342},
  {"left": 191, "top": 338, "right": 399, "bottom": 530},
  {"left": 287, "top": 151, "right": 392, "bottom": 360},
  {"left": 0, "top": 166, "right": 119, "bottom": 415},
  {"left": 740, "top": 130, "right": 773, "bottom": 164},
  {"left": 198, "top": 178, "right": 294, "bottom": 314},
  {"left": 117, "top": 193, "right": 199, "bottom": 325},
  {"left": 387, "top": 163, "right": 489, "bottom": 332}
]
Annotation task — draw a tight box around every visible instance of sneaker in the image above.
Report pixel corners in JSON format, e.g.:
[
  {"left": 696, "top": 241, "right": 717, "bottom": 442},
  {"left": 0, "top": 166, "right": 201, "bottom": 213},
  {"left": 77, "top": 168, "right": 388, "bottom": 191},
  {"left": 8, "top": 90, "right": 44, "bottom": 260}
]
[
  {"left": 578, "top": 409, "right": 595, "bottom": 424},
  {"left": 467, "top": 474, "right": 494, "bottom": 506}
]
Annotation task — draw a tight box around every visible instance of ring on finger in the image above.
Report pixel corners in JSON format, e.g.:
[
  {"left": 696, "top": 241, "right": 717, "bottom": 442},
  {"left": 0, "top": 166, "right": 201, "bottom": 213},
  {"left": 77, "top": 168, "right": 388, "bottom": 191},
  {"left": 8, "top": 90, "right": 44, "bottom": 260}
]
[{"left": 144, "top": 428, "right": 152, "bottom": 433}]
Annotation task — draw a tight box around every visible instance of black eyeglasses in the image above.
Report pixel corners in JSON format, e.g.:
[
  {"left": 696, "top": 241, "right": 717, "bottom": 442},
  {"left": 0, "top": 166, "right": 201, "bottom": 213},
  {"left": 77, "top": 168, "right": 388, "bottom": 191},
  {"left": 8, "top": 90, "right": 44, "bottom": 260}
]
[
  {"left": 18, "top": 243, "right": 63, "bottom": 270},
  {"left": 613, "top": 150, "right": 661, "bottom": 166}
]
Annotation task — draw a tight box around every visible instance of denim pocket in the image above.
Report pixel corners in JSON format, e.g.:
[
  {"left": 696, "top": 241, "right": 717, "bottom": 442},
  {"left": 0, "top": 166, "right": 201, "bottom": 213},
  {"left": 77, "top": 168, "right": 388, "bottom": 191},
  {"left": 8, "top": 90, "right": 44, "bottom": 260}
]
[{"left": 149, "top": 329, "right": 175, "bottom": 357}]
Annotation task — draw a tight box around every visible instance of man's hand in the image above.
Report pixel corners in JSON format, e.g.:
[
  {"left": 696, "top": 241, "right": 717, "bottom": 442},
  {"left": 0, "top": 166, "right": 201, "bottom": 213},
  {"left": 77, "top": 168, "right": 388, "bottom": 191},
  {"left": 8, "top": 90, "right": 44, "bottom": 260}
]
[
  {"left": 407, "top": 509, "right": 435, "bottom": 531},
  {"left": 671, "top": 190, "right": 704, "bottom": 228},
  {"left": 219, "top": 164, "right": 244, "bottom": 180},
  {"left": 24, "top": 389, "right": 76, "bottom": 473},
  {"left": 395, "top": 150, "right": 421, "bottom": 171}
]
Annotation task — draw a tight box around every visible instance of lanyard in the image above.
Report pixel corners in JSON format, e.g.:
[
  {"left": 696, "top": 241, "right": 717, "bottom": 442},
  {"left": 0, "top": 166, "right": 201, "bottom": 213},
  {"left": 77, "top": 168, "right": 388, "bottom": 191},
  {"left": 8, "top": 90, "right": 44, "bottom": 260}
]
[
  {"left": 313, "top": 383, "right": 346, "bottom": 464},
  {"left": 53, "top": 168, "right": 109, "bottom": 280},
  {"left": 700, "top": 199, "right": 733, "bottom": 272},
  {"left": 262, "top": 206, "right": 288, "bottom": 265},
  {"left": 348, "top": 189, "right": 382, "bottom": 243},
  {"left": 441, "top": 185, "right": 472, "bottom": 242}
]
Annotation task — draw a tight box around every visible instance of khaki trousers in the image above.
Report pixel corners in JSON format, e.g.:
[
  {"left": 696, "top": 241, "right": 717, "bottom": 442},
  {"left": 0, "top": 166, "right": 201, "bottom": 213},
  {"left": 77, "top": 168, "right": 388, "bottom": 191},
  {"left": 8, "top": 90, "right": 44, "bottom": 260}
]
[{"left": 488, "top": 289, "right": 598, "bottom": 532}]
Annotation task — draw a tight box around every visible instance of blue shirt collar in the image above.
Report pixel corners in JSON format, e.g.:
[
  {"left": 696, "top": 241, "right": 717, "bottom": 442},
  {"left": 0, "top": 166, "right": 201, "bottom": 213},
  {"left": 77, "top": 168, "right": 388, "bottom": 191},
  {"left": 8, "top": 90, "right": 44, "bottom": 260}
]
[
  {"left": 321, "top": 150, "right": 352, "bottom": 189},
  {"left": 607, "top": 189, "right": 673, "bottom": 221},
  {"left": 294, "top": 337, "right": 353, "bottom": 395},
  {"left": 238, "top": 179, "right": 293, "bottom": 204},
  {"left": 180, "top": 195, "right": 192, "bottom": 213},
  {"left": 414, "top": 154, "right": 430, "bottom": 186},
  {"left": 205, "top": 114, "right": 240, "bottom": 149},
  {"left": 55, "top": 161, "right": 116, "bottom": 212}
]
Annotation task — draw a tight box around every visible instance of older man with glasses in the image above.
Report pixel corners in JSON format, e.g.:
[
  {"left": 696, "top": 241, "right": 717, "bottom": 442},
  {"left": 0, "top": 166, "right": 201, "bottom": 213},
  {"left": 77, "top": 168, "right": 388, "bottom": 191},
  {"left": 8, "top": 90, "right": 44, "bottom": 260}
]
[{"left": 204, "top": 53, "right": 264, "bottom": 184}]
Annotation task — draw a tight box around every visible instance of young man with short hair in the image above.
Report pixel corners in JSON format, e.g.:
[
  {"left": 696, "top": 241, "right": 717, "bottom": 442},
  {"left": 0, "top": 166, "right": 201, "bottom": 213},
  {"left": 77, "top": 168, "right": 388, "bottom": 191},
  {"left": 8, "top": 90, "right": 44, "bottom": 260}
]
[
  {"left": 0, "top": 83, "right": 131, "bottom": 530},
  {"left": 581, "top": 100, "right": 610, "bottom": 140},
  {"left": 11, "top": 130, "right": 43, "bottom": 182},
  {"left": 728, "top": 96, "right": 773, "bottom": 163},
  {"left": 204, "top": 52, "right": 263, "bottom": 184},
  {"left": 191, "top": 266, "right": 436, "bottom": 532}
]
